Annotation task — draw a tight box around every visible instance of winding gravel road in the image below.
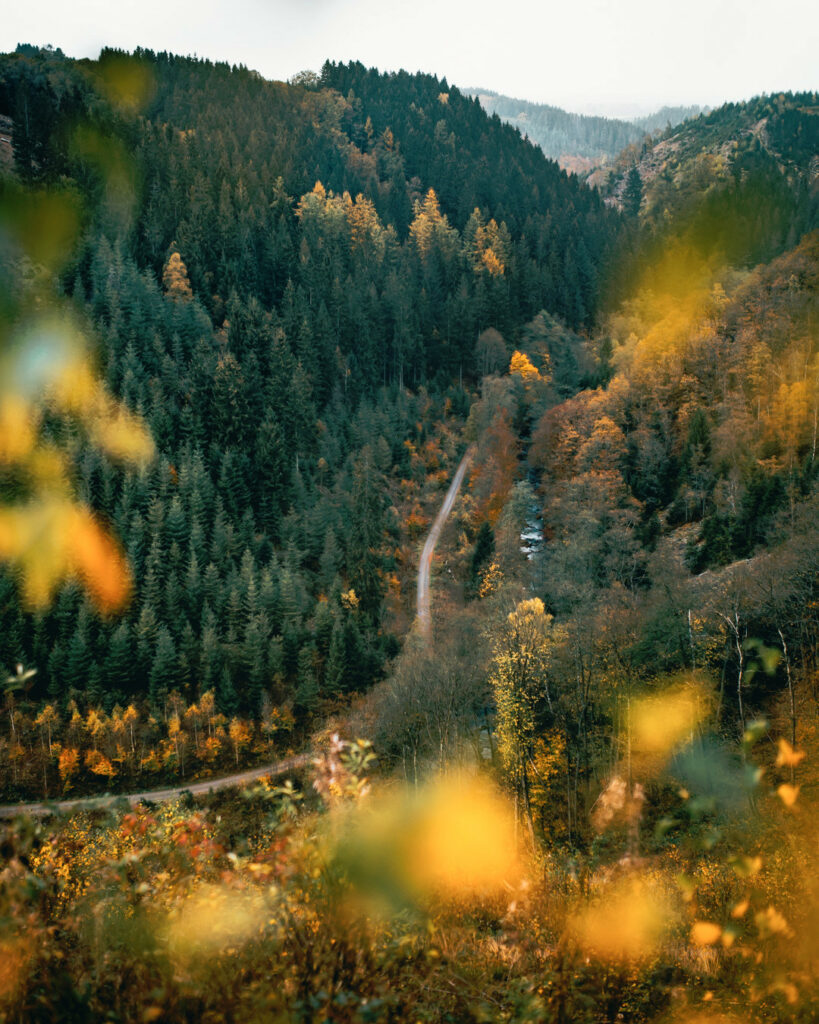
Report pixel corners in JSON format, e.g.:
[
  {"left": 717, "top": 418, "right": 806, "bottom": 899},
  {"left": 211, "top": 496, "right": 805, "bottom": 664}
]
[
  {"left": 0, "top": 753, "right": 311, "bottom": 819},
  {"left": 416, "top": 446, "right": 474, "bottom": 637},
  {"left": 0, "top": 448, "right": 474, "bottom": 819}
]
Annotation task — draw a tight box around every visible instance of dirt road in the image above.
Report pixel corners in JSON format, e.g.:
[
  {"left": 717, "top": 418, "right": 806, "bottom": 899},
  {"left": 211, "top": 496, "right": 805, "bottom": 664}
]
[
  {"left": 0, "top": 753, "right": 311, "bottom": 819},
  {"left": 416, "top": 447, "right": 473, "bottom": 637}
]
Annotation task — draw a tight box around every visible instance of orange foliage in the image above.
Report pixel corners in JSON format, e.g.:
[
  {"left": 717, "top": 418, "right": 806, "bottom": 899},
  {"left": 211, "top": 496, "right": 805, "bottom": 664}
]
[
  {"left": 58, "top": 747, "right": 80, "bottom": 791},
  {"left": 469, "top": 409, "right": 520, "bottom": 525},
  {"left": 162, "top": 250, "right": 193, "bottom": 300}
]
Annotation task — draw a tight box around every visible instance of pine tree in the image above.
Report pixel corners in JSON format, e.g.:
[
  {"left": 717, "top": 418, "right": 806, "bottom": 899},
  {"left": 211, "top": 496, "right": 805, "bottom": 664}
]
[
  {"left": 624, "top": 166, "right": 643, "bottom": 218},
  {"left": 149, "top": 626, "right": 177, "bottom": 709}
]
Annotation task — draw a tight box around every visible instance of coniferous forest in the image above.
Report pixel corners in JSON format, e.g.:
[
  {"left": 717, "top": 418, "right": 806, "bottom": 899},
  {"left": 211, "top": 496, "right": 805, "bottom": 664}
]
[{"left": 2, "top": 38, "right": 819, "bottom": 1024}]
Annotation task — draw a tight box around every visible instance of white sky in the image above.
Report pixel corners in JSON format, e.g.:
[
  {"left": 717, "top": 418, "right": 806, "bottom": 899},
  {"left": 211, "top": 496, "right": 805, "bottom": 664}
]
[{"left": 2, "top": 0, "right": 817, "bottom": 116}]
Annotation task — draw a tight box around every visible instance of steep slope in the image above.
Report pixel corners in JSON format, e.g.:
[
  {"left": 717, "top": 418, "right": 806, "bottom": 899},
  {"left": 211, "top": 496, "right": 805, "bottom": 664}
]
[{"left": 599, "top": 93, "right": 819, "bottom": 264}]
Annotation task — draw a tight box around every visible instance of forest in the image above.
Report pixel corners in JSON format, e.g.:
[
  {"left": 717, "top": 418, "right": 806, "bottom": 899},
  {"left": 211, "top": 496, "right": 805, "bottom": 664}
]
[{"left": 1, "top": 41, "right": 819, "bottom": 1023}]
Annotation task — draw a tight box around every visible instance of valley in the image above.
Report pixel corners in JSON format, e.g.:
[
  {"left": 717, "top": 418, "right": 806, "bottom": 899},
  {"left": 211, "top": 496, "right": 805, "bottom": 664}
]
[{"left": 0, "top": 38, "right": 818, "bottom": 1024}]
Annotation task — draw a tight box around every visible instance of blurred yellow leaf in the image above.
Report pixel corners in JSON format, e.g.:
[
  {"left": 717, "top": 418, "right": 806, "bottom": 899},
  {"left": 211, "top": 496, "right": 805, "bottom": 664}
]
[
  {"left": 569, "top": 878, "right": 670, "bottom": 962},
  {"left": 731, "top": 898, "right": 749, "bottom": 919},
  {"left": 728, "top": 855, "right": 762, "bottom": 877},
  {"left": 164, "top": 885, "right": 266, "bottom": 959},
  {"left": 48, "top": 358, "right": 155, "bottom": 467},
  {"left": 96, "top": 53, "right": 157, "bottom": 112},
  {"left": 409, "top": 777, "right": 518, "bottom": 896},
  {"left": 0, "top": 396, "right": 36, "bottom": 463},
  {"left": 50, "top": 359, "right": 98, "bottom": 414},
  {"left": 691, "top": 921, "right": 722, "bottom": 946},
  {"left": 775, "top": 738, "right": 805, "bottom": 768},
  {"left": 755, "top": 905, "right": 792, "bottom": 937},
  {"left": 0, "top": 499, "right": 131, "bottom": 612},
  {"left": 0, "top": 186, "right": 80, "bottom": 270},
  {"left": 88, "top": 408, "right": 155, "bottom": 466},
  {"left": 631, "top": 681, "right": 708, "bottom": 759},
  {"left": 777, "top": 784, "right": 800, "bottom": 808}
]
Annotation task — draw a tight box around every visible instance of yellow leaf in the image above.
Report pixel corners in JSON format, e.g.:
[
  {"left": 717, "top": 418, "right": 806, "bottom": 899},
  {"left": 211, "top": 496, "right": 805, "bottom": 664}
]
[
  {"left": 777, "top": 783, "right": 800, "bottom": 808},
  {"left": 775, "top": 738, "right": 805, "bottom": 768},
  {"left": 630, "top": 682, "right": 708, "bottom": 759},
  {"left": 755, "top": 905, "right": 792, "bottom": 937},
  {"left": 569, "top": 879, "right": 670, "bottom": 962},
  {"left": 731, "top": 898, "right": 750, "bottom": 919},
  {"left": 690, "top": 921, "right": 722, "bottom": 946}
]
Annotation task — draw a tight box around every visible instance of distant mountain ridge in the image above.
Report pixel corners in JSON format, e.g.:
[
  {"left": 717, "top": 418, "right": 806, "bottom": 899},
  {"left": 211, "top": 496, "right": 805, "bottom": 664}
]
[
  {"left": 631, "top": 105, "right": 705, "bottom": 134},
  {"left": 597, "top": 91, "right": 819, "bottom": 267},
  {"left": 462, "top": 88, "right": 703, "bottom": 169}
]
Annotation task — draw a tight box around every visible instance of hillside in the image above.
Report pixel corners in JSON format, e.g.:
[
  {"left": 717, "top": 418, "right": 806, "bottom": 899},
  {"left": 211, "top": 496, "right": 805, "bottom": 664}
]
[
  {"left": 598, "top": 93, "right": 819, "bottom": 260},
  {"left": 0, "top": 46, "right": 623, "bottom": 797}
]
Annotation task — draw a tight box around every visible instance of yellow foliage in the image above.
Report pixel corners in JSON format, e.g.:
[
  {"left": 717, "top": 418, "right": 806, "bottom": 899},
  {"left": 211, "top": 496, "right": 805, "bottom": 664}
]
[
  {"left": 691, "top": 920, "right": 723, "bottom": 946},
  {"left": 481, "top": 246, "right": 504, "bottom": 276},
  {"left": 0, "top": 499, "right": 131, "bottom": 611},
  {"left": 478, "top": 559, "right": 502, "bottom": 598},
  {"left": 569, "top": 877, "right": 670, "bottom": 962},
  {"left": 0, "top": 308, "right": 152, "bottom": 611},
  {"left": 407, "top": 777, "right": 518, "bottom": 896},
  {"left": 85, "top": 749, "right": 116, "bottom": 779},
  {"left": 409, "top": 189, "right": 458, "bottom": 261},
  {"left": 162, "top": 250, "right": 193, "bottom": 301},
  {"left": 57, "top": 747, "right": 80, "bottom": 790},
  {"left": 509, "top": 350, "right": 539, "bottom": 381},
  {"left": 0, "top": 397, "right": 36, "bottom": 462},
  {"left": 630, "top": 679, "right": 709, "bottom": 760}
]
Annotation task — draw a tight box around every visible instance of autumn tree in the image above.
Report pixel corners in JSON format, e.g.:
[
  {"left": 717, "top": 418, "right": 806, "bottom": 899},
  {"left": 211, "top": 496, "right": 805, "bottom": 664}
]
[
  {"left": 490, "top": 597, "right": 566, "bottom": 842},
  {"left": 162, "top": 249, "right": 193, "bottom": 300}
]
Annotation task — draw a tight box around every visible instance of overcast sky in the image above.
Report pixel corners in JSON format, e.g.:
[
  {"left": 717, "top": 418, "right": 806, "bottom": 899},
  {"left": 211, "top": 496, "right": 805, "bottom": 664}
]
[{"left": 2, "top": 0, "right": 817, "bottom": 116}]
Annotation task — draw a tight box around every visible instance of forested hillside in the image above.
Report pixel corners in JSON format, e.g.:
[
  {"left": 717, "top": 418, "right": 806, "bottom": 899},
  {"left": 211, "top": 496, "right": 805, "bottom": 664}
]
[
  {"left": 0, "top": 46, "right": 623, "bottom": 796},
  {"left": 600, "top": 93, "right": 819, "bottom": 259},
  {"left": 420, "top": 93, "right": 819, "bottom": 835}
]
